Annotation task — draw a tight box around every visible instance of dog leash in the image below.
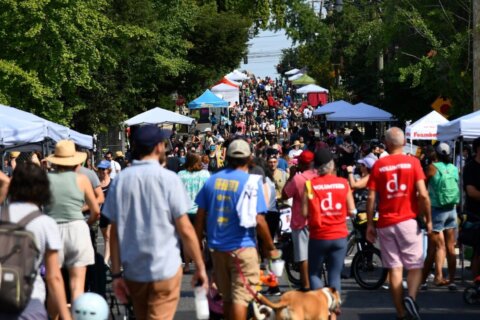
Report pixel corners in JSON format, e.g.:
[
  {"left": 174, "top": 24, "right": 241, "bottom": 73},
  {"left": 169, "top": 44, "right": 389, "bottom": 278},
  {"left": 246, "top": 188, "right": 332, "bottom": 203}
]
[{"left": 230, "top": 249, "right": 262, "bottom": 304}]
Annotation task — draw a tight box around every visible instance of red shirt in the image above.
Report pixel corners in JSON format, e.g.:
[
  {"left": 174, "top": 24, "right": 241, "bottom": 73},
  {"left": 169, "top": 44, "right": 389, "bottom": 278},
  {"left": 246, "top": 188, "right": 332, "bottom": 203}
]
[
  {"left": 308, "top": 175, "right": 349, "bottom": 240},
  {"left": 367, "top": 154, "right": 426, "bottom": 228}
]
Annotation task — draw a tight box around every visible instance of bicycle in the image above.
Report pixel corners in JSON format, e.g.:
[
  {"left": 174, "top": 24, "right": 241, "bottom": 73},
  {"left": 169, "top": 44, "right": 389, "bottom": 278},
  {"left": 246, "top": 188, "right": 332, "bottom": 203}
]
[
  {"left": 348, "top": 213, "right": 388, "bottom": 290},
  {"left": 463, "top": 275, "right": 480, "bottom": 305}
]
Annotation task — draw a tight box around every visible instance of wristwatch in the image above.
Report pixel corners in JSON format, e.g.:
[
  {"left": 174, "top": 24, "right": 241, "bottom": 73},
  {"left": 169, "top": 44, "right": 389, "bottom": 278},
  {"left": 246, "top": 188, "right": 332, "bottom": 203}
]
[{"left": 111, "top": 272, "right": 123, "bottom": 279}]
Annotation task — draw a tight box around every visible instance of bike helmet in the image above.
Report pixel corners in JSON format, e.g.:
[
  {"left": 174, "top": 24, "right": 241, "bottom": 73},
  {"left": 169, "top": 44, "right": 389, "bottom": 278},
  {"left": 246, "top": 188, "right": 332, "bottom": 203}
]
[{"left": 72, "top": 292, "right": 109, "bottom": 320}]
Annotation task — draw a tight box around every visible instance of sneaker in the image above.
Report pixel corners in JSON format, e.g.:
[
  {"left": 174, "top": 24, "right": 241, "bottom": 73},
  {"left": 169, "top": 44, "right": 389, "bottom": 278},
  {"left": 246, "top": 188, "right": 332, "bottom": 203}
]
[
  {"left": 420, "top": 283, "right": 428, "bottom": 291},
  {"left": 403, "top": 296, "right": 421, "bottom": 320},
  {"left": 448, "top": 283, "right": 457, "bottom": 291},
  {"left": 262, "top": 286, "right": 281, "bottom": 296}
]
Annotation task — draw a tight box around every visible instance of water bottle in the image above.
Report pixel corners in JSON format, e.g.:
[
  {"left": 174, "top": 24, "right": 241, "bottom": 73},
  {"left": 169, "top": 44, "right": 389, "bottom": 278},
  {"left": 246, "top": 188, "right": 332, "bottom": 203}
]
[{"left": 194, "top": 285, "right": 210, "bottom": 320}]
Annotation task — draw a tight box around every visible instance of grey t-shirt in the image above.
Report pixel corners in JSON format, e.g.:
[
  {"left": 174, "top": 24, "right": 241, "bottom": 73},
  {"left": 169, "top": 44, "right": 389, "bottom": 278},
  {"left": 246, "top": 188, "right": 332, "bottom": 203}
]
[
  {"left": 78, "top": 166, "right": 100, "bottom": 189},
  {"left": 0, "top": 203, "right": 62, "bottom": 319},
  {"left": 103, "top": 159, "right": 191, "bottom": 282}
]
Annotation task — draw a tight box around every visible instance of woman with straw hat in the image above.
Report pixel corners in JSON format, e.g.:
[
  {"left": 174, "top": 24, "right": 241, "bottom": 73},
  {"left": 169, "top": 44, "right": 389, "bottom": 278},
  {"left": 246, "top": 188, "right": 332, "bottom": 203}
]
[{"left": 45, "top": 140, "right": 100, "bottom": 312}]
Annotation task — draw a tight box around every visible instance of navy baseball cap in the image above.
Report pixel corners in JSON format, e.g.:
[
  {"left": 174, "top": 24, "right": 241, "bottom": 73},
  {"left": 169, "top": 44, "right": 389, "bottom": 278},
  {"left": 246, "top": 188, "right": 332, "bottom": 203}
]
[{"left": 132, "top": 125, "right": 169, "bottom": 147}]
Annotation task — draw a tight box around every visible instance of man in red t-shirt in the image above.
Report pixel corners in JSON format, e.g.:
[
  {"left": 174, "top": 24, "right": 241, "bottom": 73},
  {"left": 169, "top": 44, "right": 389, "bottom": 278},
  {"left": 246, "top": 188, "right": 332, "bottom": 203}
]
[{"left": 366, "top": 127, "right": 432, "bottom": 320}]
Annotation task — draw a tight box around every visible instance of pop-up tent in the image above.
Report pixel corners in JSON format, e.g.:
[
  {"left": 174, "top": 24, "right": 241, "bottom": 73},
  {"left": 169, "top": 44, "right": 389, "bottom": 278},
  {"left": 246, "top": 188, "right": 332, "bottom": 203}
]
[
  {"left": 285, "top": 68, "right": 301, "bottom": 75},
  {"left": 211, "top": 83, "right": 239, "bottom": 106},
  {"left": 0, "top": 114, "right": 46, "bottom": 147},
  {"left": 0, "top": 104, "right": 93, "bottom": 149},
  {"left": 124, "top": 107, "right": 195, "bottom": 126},
  {"left": 296, "top": 84, "right": 329, "bottom": 94},
  {"left": 188, "top": 90, "right": 229, "bottom": 109},
  {"left": 437, "top": 109, "right": 480, "bottom": 141},
  {"left": 326, "top": 102, "right": 393, "bottom": 122},
  {"left": 313, "top": 100, "right": 353, "bottom": 116},
  {"left": 288, "top": 73, "right": 303, "bottom": 81},
  {"left": 292, "top": 74, "right": 316, "bottom": 85},
  {"left": 405, "top": 111, "right": 448, "bottom": 140},
  {"left": 225, "top": 70, "right": 249, "bottom": 81}
]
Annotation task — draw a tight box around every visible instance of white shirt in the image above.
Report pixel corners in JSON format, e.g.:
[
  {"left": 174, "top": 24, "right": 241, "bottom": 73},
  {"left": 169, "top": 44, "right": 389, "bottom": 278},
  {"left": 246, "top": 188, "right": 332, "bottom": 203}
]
[{"left": 109, "top": 160, "right": 122, "bottom": 179}]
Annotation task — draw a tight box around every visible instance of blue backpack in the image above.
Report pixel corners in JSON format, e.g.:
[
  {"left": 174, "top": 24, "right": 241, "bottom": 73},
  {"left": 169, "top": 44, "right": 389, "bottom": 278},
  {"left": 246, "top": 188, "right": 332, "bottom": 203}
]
[{"left": 433, "top": 162, "right": 460, "bottom": 207}]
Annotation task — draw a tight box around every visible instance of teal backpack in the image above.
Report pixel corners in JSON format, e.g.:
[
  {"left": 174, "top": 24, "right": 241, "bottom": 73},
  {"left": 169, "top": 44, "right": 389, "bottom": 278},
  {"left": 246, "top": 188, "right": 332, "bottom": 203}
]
[{"left": 433, "top": 162, "right": 460, "bottom": 207}]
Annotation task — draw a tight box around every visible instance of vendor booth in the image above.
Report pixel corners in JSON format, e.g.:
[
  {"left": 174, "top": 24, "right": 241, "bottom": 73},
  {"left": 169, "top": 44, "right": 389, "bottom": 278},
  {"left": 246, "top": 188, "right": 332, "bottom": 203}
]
[
  {"left": 313, "top": 100, "right": 353, "bottom": 116},
  {"left": 188, "top": 90, "right": 229, "bottom": 124},
  {"left": 225, "top": 69, "right": 249, "bottom": 81},
  {"left": 292, "top": 74, "right": 316, "bottom": 86},
  {"left": 405, "top": 111, "right": 448, "bottom": 140},
  {"left": 124, "top": 107, "right": 195, "bottom": 126},
  {"left": 326, "top": 102, "right": 393, "bottom": 122},
  {"left": 297, "top": 84, "right": 329, "bottom": 107}
]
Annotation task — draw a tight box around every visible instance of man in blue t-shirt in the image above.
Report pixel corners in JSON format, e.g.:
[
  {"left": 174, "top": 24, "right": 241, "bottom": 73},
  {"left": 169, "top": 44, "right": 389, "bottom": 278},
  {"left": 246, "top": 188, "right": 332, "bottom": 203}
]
[{"left": 195, "top": 139, "right": 279, "bottom": 320}]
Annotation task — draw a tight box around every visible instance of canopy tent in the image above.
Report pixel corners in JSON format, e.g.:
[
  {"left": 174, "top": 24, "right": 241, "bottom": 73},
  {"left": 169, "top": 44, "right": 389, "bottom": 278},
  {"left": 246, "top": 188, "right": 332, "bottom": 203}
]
[
  {"left": 437, "top": 109, "right": 480, "bottom": 141},
  {"left": 288, "top": 73, "right": 303, "bottom": 81},
  {"left": 225, "top": 70, "right": 249, "bottom": 81},
  {"left": 0, "top": 114, "right": 46, "bottom": 147},
  {"left": 292, "top": 74, "right": 316, "bottom": 85},
  {"left": 313, "top": 100, "right": 353, "bottom": 116},
  {"left": 211, "top": 83, "right": 239, "bottom": 106},
  {"left": 405, "top": 111, "right": 448, "bottom": 140},
  {"left": 216, "top": 77, "right": 240, "bottom": 88},
  {"left": 296, "top": 84, "right": 329, "bottom": 94},
  {"left": 285, "top": 68, "right": 301, "bottom": 75},
  {"left": 124, "top": 107, "right": 195, "bottom": 126},
  {"left": 326, "top": 102, "right": 393, "bottom": 122},
  {"left": 0, "top": 104, "right": 93, "bottom": 149},
  {"left": 188, "top": 90, "right": 229, "bottom": 109}
]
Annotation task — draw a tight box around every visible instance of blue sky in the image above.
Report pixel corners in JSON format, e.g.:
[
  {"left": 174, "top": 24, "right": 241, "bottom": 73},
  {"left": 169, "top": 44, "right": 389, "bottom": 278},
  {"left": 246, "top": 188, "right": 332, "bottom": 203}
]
[{"left": 240, "top": 29, "right": 293, "bottom": 78}]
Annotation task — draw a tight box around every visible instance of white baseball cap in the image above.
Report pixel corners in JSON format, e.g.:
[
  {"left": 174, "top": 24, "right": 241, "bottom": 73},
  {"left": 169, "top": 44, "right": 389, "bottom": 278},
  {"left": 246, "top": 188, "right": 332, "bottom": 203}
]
[{"left": 358, "top": 157, "right": 377, "bottom": 169}]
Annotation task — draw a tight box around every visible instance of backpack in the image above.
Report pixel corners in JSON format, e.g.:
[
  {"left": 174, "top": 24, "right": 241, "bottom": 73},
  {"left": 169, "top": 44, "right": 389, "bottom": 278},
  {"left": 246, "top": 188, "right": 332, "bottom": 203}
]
[
  {"left": 433, "top": 162, "right": 460, "bottom": 207},
  {"left": 0, "top": 207, "right": 41, "bottom": 314}
]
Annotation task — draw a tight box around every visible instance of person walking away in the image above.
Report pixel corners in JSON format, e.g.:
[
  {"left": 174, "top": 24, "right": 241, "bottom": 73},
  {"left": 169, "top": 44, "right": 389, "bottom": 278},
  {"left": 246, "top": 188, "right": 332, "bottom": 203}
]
[
  {"left": 463, "top": 137, "right": 480, "bottom": 279},
  {"left": 44, "top": 140, "right": 100, "bottom": 313},
  {"left": 366, "top": 127, "right": 432, "bottom": 320},
  {"left": 194, "top": 139, "right": 280, "bottom": 320},
  {"left": 178, "top": 153, "right": 210, "bottom": 274},
  {"left": 103, "top": 125, "right": 208, "bottom": 320},
  {"left": 301, "top": 149, "right": 355, "bottom": 320},
  {"left": 421, "top": 143, "right": 459, "bottom": 290},
  {"left": 97, "top": 160, "right": 113, "bottom": 266},
  {"left": 282, "top": 150, "right": 316, "bottom": 291},
  {"left": 0, "top": 163, "right": 72, "bottom": 320}
]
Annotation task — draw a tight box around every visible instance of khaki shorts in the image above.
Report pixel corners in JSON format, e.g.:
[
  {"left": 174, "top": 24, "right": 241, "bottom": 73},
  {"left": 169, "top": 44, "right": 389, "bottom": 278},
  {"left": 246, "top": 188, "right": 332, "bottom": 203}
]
[
  {"left": 57, "top": 220, "right": 94, "bottom": 268},
  {"left": 211, "top": 247, "right": 259, "bottom": 306}
]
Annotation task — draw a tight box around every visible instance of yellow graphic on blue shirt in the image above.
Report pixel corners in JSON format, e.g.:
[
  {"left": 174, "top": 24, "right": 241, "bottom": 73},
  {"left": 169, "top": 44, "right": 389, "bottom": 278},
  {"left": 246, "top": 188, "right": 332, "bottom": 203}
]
[{"left": 214, "top": 178, "right": 239, "bottom": 225}]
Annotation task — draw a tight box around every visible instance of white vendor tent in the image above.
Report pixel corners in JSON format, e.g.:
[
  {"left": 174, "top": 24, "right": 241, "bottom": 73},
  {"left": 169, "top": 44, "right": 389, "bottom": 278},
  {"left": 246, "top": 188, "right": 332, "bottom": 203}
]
[
  {"left": 285, "top": 68, "right": 301, "bottom": 75},
  {"left": 211, "top": 83, "right": 240, "bottom": 106},
  {"left": 225, "top": 70, "right": 249, "bottom": 81},
  {"left": 437, "top": 109, "right": 480, "bottom": 141},
  {"left": 405, "top": 111, "right": 448, "bottom": 140},
  {"left": 326, "top": 102, "right": 393, "bottom": 122},
  {"left": 0, "top": 114, "right": 46, "bottom": 147},
  {"left": 124, "top": 107, "right": 195, "bottom": 126},
  {"left": 296, "top": 84, "right": 329, "bottom": 94},
  {"left": 288, "top": 73, "right": 303, "bottom": 81},
  {"left": 313, "top": 100, "right": 353, "bottom": 116},
  {"left": 0, "top": 104, "right": 93, "bottom": 149}
]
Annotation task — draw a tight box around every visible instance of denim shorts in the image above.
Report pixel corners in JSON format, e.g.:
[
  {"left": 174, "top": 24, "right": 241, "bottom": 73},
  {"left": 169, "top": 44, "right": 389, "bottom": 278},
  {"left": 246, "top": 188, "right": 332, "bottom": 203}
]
[{"left": 431, "top": 206, "right": 457, "bottom": 233}]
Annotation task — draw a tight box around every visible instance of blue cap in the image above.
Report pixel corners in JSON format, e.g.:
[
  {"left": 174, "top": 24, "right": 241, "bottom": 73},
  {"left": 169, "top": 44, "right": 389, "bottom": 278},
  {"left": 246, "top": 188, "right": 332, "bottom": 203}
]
[
  {"left": 97, "top": 160, "right": 111, "bottom": 169},
  {"left": 132, "top": 125, "right": 169, "bottom": 147}
]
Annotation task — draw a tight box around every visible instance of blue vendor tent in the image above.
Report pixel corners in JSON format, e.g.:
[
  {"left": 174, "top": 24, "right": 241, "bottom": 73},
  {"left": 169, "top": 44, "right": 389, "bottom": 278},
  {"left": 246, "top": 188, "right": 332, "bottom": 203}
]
[{"left": 188, "top": 89, "right": 229, "bottom": 109}]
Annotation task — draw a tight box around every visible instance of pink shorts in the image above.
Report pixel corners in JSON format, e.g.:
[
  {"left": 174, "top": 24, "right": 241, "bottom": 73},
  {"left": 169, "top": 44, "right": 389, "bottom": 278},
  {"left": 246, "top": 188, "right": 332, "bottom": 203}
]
[{"left": 377, "top": 219, "right": 423, "bottom": 270}]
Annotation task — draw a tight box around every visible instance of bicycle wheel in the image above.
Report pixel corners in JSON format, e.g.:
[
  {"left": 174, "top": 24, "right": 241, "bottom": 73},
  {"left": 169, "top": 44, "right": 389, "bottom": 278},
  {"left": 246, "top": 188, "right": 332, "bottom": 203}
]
[
  {"left": 463, "top": 287, "right": 480, "bottom": 305},
  {"left": 285, "top": 260, "right": 302, "bottom": 286},
  {"left": 352, "top": 247, "right": 388, "bottom": 290}
]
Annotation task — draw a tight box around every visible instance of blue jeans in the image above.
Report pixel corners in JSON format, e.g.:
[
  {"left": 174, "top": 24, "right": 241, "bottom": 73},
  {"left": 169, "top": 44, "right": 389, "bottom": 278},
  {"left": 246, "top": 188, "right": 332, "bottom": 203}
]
[{"left": 308, "top": 237, "right": 347, "bottom": 291}]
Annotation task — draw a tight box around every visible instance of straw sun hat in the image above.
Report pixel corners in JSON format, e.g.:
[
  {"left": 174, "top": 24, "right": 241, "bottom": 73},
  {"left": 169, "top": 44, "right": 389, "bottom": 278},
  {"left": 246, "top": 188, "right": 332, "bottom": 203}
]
[{"left": 46, "top": 140, "right": 86, "bottom": 166}]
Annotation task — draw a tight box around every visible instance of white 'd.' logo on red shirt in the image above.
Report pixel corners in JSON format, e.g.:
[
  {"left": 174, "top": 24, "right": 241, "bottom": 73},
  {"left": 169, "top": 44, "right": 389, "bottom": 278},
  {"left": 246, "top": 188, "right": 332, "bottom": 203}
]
[
  {"left": 320, "top": 192, "right": 343, "bottom": 211},
  {"left": 386, "top": 173, "right": 407, "bottom": 199}
]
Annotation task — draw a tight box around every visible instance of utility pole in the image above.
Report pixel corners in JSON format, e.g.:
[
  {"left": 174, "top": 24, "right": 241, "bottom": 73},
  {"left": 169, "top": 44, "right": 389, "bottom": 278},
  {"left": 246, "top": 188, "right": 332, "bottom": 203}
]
[{"left": 474, "top": 0, "right": 480, "bottom": 111}]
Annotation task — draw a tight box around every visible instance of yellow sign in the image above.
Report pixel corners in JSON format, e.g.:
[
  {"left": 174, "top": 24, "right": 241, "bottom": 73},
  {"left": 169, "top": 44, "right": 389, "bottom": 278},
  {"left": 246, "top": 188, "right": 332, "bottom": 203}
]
[{"left": 431, "top": 97, "right": 452, "bottom": 118}]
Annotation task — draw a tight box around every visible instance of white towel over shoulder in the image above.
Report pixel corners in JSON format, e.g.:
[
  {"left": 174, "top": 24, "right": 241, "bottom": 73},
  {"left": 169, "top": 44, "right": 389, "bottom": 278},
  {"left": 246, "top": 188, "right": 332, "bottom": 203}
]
[{"left": 236, "top": 174, "right": 263, "bottom": 228}]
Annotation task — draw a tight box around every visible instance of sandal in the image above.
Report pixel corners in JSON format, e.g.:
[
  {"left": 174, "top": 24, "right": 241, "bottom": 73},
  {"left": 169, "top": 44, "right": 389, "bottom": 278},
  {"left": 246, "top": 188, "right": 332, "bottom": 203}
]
[{"left": 434, "top": 279, "right": 450, "bottom": 287}]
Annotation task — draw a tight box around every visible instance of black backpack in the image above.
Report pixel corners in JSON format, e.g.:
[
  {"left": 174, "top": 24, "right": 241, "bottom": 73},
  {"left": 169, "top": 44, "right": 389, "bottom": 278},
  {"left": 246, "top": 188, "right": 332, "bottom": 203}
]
[{"left": 0, "top": 207, "right": 41, "bottom": 314}]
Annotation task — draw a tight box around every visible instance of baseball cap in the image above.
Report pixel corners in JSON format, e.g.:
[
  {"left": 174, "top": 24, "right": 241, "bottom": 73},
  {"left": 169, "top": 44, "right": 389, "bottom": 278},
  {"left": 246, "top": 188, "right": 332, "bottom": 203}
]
[
  {"left": 314, "top": 148, "right": 333, "bottom": 167},
  {"left": 436, "top": 142, "right": 450, "bottom": 156},
  {"left": 358, "top": 157, "right": 376, "bottom": 169},
  {"left": 97, "top": 160, "right": 111, "bottom": 170},
  {"left": 132, "top": 125, "right": 169, "bottom": 147},
  {"left": 297, "top": 150, "right": 314, "bottom": 165},
  {"left": 227, "top": 139, "right": 251, "bottom": 158},
  {"left": 204, "top": 127, "right": 212, "bottom": 133}
]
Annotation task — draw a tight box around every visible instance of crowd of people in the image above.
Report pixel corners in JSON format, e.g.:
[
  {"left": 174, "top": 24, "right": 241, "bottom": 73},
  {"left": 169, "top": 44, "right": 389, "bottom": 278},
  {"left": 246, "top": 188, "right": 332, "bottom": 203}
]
[{"left": 0, "top": 76, "right": 479, "bottom": 320}]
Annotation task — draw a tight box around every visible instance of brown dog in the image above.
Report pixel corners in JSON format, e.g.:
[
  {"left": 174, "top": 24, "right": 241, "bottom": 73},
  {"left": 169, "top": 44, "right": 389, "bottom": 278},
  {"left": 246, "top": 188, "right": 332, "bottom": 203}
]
[{"left": 253, "top": 287, "right": 341, "bottom": 320}]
